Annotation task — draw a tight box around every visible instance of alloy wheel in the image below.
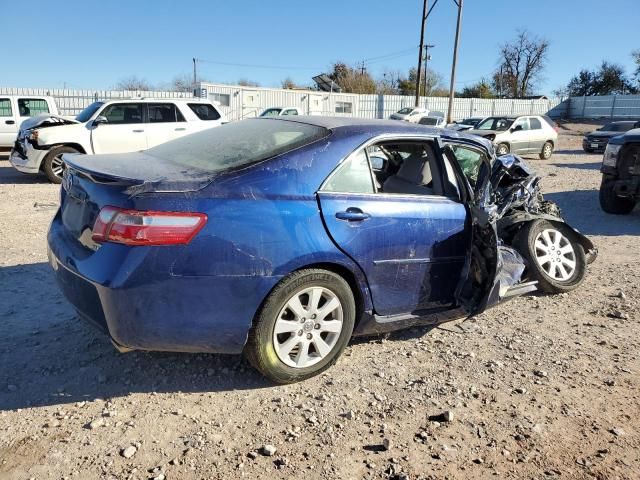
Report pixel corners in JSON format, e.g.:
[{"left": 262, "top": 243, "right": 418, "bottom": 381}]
[
  {"left": 533, "top": 228, "right": 576, "bottom": 281},
  {"left": 543, "top": 143, "right": 552, "bottom": 158},
  {"left": 51, "top": 154, "right": 65, "bottom": 178},
  {"left": 273, "top": 286, "right": 343, "bottom": 368}
]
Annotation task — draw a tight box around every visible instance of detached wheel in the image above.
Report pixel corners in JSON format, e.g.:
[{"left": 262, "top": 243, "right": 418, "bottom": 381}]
[
  {"left": 539, "top": 141, "right": 553, "bottom": 159},
  {"left": 496, "top": 143, "right": 509, "bottom": 156},
  {"left": 42, "top": 146, "right": 79, "bottom": 184},
  {"left": 514, "top": 220, "right": 586, "bottom": 293},
  {"left": 245, "top": 269, "right": 355, "bottom": 384},
  {"left": 599, "top": 178, "right": 635, "bottom": 214}
]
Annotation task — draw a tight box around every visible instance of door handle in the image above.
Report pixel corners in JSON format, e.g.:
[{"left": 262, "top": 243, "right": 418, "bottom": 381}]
[
  {"left": 5, "top": 120, "right": 15, "bottom": 125},
  {"left": 335, "top": 208, "right": 370, "bottom": 222},
  {"left": 132, "top": 129, "right": 144, "bottom": 133},
  {"left": 174, "top": 127, "right": 186, "bottom": 131}
]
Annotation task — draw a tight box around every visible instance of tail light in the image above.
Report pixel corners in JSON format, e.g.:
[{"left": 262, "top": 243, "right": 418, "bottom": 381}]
[{"left": 92, "top": 206, "right": 207, "bottom": 246}]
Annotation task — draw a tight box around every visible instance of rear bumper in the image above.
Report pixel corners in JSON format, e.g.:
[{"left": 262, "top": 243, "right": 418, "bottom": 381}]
[
  {"left": 9, "top": 140, "right": 47, "bottom": 174},
  {"left": 47, "top": 212, "right": 280, "bottom": 354}
]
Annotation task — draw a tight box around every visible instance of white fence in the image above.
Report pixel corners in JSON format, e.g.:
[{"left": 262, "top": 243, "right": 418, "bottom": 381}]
[
  {"left": 198, "top": 82, "right": 564, "bottom": 121},
  {"left": 557, "top": 95, "right": 640, "bottom": 119}
]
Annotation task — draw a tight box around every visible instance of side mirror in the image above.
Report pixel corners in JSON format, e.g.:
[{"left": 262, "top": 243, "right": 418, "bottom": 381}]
[
  {"left": 93, "top": 115, "right": 108, "bottom": 126},
  {"left": 369, "top": 156, "right": 386, "bottom": 170}
]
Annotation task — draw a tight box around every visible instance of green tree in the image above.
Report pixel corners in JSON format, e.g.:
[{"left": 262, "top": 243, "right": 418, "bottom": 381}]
[
  {"left": 328, "top": 62, "right": 376, "bottom": 94},
  {"left": 566, "top": 62, "right": 636, "bottom": 96},
  {"left": 458, "top": 79, "right": 495, "bottom": 98}
]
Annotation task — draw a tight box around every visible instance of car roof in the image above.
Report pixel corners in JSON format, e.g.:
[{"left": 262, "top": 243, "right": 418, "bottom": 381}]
[
  {"left": 260, "top": 116, "right": 493, "bottom": 149},
  {"left": 101, "top": 98, "right": 211, "bottom": 105}
]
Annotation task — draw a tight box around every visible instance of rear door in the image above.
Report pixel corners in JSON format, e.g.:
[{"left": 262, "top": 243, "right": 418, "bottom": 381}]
[
  {"left": 0, "top": 97, "right": 17, "bottom": 147},
  {"left": 317, "top": 140, "right": 470, "bottom": 317},
  {"left": 90, "top": 103, "right": 147, "bottom": 154},
  {"left": 527, "top": 116, "right": 546, "bottom": 153},
  {"left": 145, "top": 103, "right": 189, "bottom": 147},
  {"left": 16, "top": 98, "right": 51, "bottom": 126}
]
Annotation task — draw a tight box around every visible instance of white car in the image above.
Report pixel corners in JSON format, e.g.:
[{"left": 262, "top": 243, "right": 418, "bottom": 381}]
[
  {"left": 389, "top": 107, "right": 429, "bottom": 122},
  {"left": 0, "top": 95, "right": 60, "bottom": 153},
  {"left": 418, "top": 115, "right": 447, "bottom": 128},
  {"left": 10, "top": 98, "right": 226, "bottom": 183},
  {"left": 259, "top": 107, "right": 301, "bottom": 117},
  {"left": 467, "top": 115, "right": 559, "bottom": 159}
]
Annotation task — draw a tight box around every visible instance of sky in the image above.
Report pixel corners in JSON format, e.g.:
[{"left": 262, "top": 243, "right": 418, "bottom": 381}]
[{"left": 2, "top": 0, "right": 639, "bottom": 95}]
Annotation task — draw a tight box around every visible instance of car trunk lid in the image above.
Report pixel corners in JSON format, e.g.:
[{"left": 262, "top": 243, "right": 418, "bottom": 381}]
[{"left": 60, "top": 152, "right": 213, "bottom": 246}]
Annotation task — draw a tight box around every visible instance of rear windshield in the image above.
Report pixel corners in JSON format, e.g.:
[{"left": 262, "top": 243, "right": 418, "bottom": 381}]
[
  {"left": 147, "top": 118, "right": 329, "bottom": 173},
  {"left": 188, "top": 103, "right": 221, "bottom": 120}
]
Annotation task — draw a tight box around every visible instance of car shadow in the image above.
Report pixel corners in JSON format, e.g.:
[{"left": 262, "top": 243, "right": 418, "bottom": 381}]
[
  {"left": 545, "top": 189, "right": 640, "bottom": 236},
  {"left": 0, "top": 163, "right": 50, "bottom": 184},
  {"left": 553, "top": 149, "right": 598, "bottom": 156},
  {"left": 551, "top": 161, "right": 602, "bottom": 171},
  {"left": 0, "top": 262, "right": 275, "bottom": 411}
]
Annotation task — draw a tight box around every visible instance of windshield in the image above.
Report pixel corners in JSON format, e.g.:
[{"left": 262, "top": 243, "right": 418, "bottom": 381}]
[
  {"left": 476, "top": 117, "right": 514, "bottom": 131},
  {"left": 260, "top": 108, "right": 282, "bottom": 117},
  {"left": 75, "top": 102, "right": 104, "bottom": 122},
  {"left": 147, "top": 119, "right": 329, "bottom": 173},
  {"left": 397, "top": 108, "right": 413, "bottom": 114}
]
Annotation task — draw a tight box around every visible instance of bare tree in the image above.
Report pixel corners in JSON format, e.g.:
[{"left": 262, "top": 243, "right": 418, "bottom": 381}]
[
  {"left": 494, "top": 30, "right": 549, "bottom": 98},
  {"left": 170, "top": 74, "right": 194, "bottom": 92},
  {"left": 114, "top": 75, "right": 154, "bottom": 91},
  {"left": 281, "top": 77, "right": 297, "bottom": 89},
  {"left": 328, "top": 62, "right": 376, "bottom": 94},
  {"left": 238, "top": 79, "right": 260, "bottom": 87}
]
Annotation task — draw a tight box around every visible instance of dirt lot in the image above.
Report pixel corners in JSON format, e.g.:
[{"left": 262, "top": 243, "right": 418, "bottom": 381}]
[{"left": 1, "top": 124, "right": 639, "bottom": 480}]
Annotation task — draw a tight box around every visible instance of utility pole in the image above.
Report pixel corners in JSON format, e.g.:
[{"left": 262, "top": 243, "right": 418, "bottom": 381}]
[
  {"left": 192, "top": 57, "right": 197, "bottom": 89},
  {"left": 446, "top": 0, "right": 463, "bottom": 124},
  {"left": 422, "top": 44, "right": 435, "bottom": 104},
  {"left": 415, "top": 0, "right": 428, "bottom": 107}
]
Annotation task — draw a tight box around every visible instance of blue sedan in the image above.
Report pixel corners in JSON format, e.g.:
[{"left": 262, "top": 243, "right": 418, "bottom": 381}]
[{"left": 48, "top": 117, "right": 596, "bottom": 383}]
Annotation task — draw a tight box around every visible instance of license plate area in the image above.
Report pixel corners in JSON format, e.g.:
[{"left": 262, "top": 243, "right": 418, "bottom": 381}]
[{"left": 591, "top": 143, "right": 599, "bottom": 148}]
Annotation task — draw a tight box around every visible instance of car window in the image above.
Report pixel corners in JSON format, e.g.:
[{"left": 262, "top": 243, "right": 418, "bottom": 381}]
[
  {"left": 322, "top": 150, "right": 374, "bottom": 194},
  {"left": 101, "top": 103, "right": 144, "bottom": 124},
  {"left": 148, "top": 103, "right": 185, "bottom": 123},
  {"left": 282, "top": 109, "right": 298, "bottom": 116},
  {"left": 260, "top": 108, "right": 282, "bottom": 117},
  {"left": 147, "top": 118, "right": 328, "bottom": 173},
  {"left": 188, "top": 103, "right": 221, "bottom": 120},
  {"left": 0, "top": 99, "right": 12, "bottom": 117},
  {"left": 373, "top": 142, "right": 442, "bottom": 196},
  {"left": 397, "top": 108, "right": 413, "bottom": 114},
  {"left": 513, "top": 118, "right": 530, "bottom": 131},
  {"left": 476, "top": 117, "right": 514, "bottom": 131},
  {"left": 18, "top": 98, "right": 49, "bottom": 116},
  {"left": 448, "top": 144, "right": 486, "bottom": 185},
  {"left": 529, "top": 117, "right": 542, "bottom": 130}
]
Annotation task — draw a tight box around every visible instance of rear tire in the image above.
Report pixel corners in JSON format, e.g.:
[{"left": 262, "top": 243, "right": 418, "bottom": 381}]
[
  {"left": 244, "top": 269, "right": 355, "bottom": 384},
  {"left": 539, "top": 141, "right": 553, "bottom": 159},
  {"left": 42, "top": 146, "right": 79, "bottom": 184},
  {"left": 599, "top": 178, "right": 635, "bottom": 215},
  {"left": 496, "top": 143, "right": 509, "bottom": 156},
  {"left": 513, "top": 220, "right": 586, "bottom": 294}
]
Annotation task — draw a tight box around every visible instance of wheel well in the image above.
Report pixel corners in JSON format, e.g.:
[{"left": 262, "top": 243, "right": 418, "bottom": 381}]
[{"left": 40, "top": 143, "right": 87, "bottom": 171}]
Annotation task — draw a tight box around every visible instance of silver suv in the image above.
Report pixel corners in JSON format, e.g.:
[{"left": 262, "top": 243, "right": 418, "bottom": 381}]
[{"left": 467, "top": 115, "right": 559, "bottom": 159}]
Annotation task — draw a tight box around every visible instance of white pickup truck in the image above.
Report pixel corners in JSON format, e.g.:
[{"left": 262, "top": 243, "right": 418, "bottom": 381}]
[
  {"left": 10, "top": 98, "right": 226, "bottom": 183},
  {"left": 0, "top": 95, "right": 60, "bottom": 154}
]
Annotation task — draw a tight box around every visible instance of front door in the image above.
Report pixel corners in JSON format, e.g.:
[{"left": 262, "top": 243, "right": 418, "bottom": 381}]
[
  {"left": 90, "top": 103, "right": 147, "bottom": 154},
  {"left": 318, "top": 141, "right": 470, "bottom": 316},
  {"left": 509, "top": 117, "right": 531, "bottom": 154},
  {"left": 0, "top": 98, "right": 17, "bottom": 147}
]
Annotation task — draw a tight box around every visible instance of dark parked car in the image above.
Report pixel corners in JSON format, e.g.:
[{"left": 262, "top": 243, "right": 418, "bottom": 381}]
[
  {"left": 583, "top": 121, "right": 640, "bottom": 153},
  {"left": 599, "top": 127, "right": 640, "bottom": 214},
  {"left": 449, "top": 116, "right": 485, "bottom": 131},
  {"left": 48, "top": 117, "right": 596, "bottom": 383}
]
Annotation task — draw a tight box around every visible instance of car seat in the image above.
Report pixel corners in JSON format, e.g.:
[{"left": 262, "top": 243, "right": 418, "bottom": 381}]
[{"left": 382, "top": 147, "right": 434, "bottom": 195}]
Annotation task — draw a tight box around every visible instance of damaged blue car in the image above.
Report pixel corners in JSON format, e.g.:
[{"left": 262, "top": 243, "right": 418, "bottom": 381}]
[{"left": 47, "top": 117, "right": 597, "bottom": 383}]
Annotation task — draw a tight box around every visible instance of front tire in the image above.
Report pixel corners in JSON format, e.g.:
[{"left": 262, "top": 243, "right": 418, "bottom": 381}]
[
  {"left": 539, "top": 141, "right": 553, "bottom": 159},
  {"left": 513, "top": 220, "right": 586, "bottom": 293},
  {"left": 496, "top": 143, "right": 509, "bottom": 156},
  {"left": 42, "top": 146, "right": 79, "bottom": 184},
  {"left": 599, "top": 178, "right": 635, "bottom": 215},
  {"left": 244, "top": 269, "right": 356, "bottom": 384}
]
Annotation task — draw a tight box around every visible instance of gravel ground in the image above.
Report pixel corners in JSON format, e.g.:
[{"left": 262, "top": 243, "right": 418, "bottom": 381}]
[{"left": 0, "top": 124, "right": 639, "bottom": 480}]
